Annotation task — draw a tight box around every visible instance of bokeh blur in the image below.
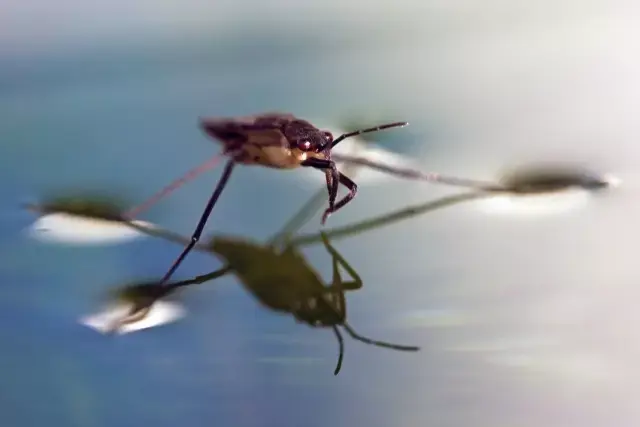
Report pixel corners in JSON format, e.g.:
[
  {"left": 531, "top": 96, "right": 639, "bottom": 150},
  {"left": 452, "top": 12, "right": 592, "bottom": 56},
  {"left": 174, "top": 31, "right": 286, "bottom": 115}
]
[{"left": 2, "top": 1, "right": 640, "bottom": 426}]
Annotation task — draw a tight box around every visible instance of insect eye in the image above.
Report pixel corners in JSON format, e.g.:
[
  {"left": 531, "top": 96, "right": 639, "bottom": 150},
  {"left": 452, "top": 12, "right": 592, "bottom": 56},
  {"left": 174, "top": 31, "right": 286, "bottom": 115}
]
[
  {"left": 322, "top": 131, "right": 333, "bottom": 141},
  {"left": 299, "top": 140, "right": 312, "bottom": 150}
]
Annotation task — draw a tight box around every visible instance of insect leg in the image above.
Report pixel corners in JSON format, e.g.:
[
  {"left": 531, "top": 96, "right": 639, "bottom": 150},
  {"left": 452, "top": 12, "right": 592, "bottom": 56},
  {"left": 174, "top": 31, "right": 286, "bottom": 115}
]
[
  {"left": 332, "top": 325, "right": 345, "bottom": 375},
  {"left": 321, "top": 232, "right": 362, "bottom": 292},
  {"left": 341, "top": 322, "right": 420, "bottom": 352},
  {"left": 324, "top": 169, "right": 336, "bottom": 205},
  {"left": 158, "top": 159, "right": 236, "bottom": 286},
  {"left": 330, "top": 154, "right": 504, "bottom": 191},
  {"left": 329, "top": 173, "right": 358, "bottom": 221},
  {"left": 318, "top": 171, "right": 359, "bottom": 224},
  {"left": 322, "top": 233, "right": 418, "bottom": 351},
  {"left": 124, "top": 154, "right": 225, "bottom": 219},
  {"left": 300, "top": 158, "right": 340, "bottom": 224}
]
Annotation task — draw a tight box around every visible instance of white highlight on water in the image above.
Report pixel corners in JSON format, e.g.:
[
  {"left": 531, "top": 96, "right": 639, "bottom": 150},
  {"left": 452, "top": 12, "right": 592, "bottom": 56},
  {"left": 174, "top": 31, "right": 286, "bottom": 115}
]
[
  {"left": 27, "top": 212, "right": 154, "bottom": 245},
  {"left": 79, "top": 300, "right": 186, "bottom": 335}
]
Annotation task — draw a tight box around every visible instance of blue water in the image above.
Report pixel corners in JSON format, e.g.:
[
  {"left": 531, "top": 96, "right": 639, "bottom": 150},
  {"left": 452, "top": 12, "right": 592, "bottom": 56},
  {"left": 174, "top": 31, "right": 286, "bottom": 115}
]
[
  {"left": 2, "top": 16, "right": 640, "bottom": 427},
  {"left": 0, "top": 33, "right": 443, "bottom": 427}
]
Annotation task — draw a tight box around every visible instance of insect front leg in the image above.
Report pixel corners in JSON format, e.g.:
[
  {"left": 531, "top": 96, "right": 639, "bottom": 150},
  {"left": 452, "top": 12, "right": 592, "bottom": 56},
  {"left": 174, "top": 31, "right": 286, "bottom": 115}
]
[
  {"left": 324, "top": 168, "right": 337, "bottom": 210},
  {"left": 330, "top": 173, "right": 357, "bottom": 222},
  {"left": 301, "top": 158, "right": 358, "bottom": 224}
]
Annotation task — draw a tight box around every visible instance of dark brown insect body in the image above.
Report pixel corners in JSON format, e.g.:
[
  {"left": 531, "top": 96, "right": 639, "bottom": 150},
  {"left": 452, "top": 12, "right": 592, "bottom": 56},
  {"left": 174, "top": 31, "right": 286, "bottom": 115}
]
[
  {"left": 151, "top": 112, "right": 408, "bottom": 291},
  {"left": 199, "top": 113, "right": 407, "bottom": 224},
  {"left": 200, "top": 113, "right": 330, "bottom": 169},
  {"left": 207, "top": 233, "right": 419, "bottom": 374}
]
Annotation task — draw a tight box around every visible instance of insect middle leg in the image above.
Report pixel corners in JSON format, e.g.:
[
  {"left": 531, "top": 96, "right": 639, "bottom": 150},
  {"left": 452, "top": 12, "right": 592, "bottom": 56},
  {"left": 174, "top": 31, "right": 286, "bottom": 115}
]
[
  {"left": 301, "top": 158, "right": 358, "bottom": 224},
  {"left": 157, "top": 159, "right": 236, "bottom": 286}
]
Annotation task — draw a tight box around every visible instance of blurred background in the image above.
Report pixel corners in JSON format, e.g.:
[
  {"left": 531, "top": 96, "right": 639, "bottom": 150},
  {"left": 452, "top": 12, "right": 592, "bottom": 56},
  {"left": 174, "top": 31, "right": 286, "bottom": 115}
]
[{"left": 2, "top": 1, "right": 640, "bottom": 426}]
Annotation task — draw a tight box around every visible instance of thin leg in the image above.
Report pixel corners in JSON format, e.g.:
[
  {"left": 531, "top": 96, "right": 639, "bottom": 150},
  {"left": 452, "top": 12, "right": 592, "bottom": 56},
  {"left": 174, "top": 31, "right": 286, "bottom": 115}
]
[
  {"left": 325, "top": 168, "right": 338, "bottom": 212},
  {"left": 301, "top": 158, "right": 357, "bottom": 224},
  {"left": 124, "top": 154, "right": 225, "bottom": 219},
  {"left": 319, "top": 233, "right": 419, "bottom": 352},
  {"left": 168, "top": 265, "right": 233, "bottom": 290},
  {"left": 341, "top": 323, "right": 420, "bottom": 352},
  {"left": 320, "top": 171, "right": 357, "bottom": 224},
  {"left": 330, "top": 121, "right": 408, "bottom": 148},
  {"left": 321, "top": 232, "right": 362, "bottom": 292},
  {"left": 158, "top": 159, "right": 236, "bottom": 286},
  {"left": 330, "top": 154, "right": 504, "bottom": 192},
  {"left": 331, "top": 173, "right": 357, "bottom": 217},
  {"left": 107, "top": 265, "right": 233, "bottom": 333},
  {"left": 332, "top": 326, "right": 345, "bottom": 375},
  {"left": 318, "top": 232, "right": 418, "bottom": 366}
]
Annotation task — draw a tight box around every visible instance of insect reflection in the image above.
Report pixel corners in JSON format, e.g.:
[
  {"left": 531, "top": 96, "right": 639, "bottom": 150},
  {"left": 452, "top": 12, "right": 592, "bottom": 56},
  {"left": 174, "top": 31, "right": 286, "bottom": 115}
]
[
  {"left": 218, "top": 232, "right": 419, "bottom": 374},
  {"left": 108, "top": 190, "right": 482, "bottom": 373},
  {"left": 152, "top": 114, "right": 413, "bottom": 291}
]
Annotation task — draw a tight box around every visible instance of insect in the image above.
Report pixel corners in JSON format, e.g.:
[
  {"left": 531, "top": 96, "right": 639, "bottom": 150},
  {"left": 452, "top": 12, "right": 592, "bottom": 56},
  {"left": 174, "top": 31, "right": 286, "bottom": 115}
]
[
  {"left": 148, "top": 231, "right": 419, "bottom": 375},
  {"left": 89, "top": 159, "right": 618, "bottom": 365},
  {"left": 118, "top": 109, "right": 621, "bottom": 301},
  {"left": 151, "top": 112, "right": 409, "bottom": 289},
  {"left": 199, "top": 112, "right": 408, "bottom": 224},
  {"left": 102, "top": 179, "right": 420, "bottom": 373}
]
